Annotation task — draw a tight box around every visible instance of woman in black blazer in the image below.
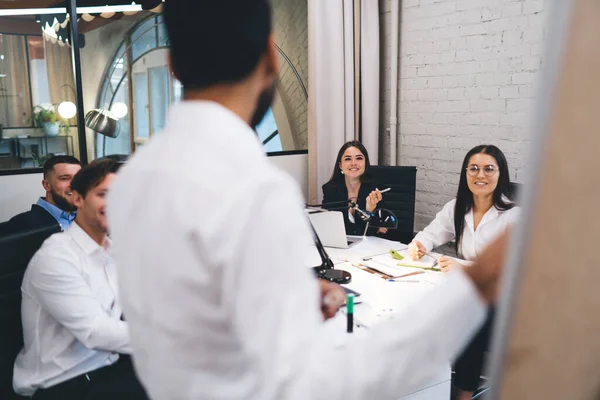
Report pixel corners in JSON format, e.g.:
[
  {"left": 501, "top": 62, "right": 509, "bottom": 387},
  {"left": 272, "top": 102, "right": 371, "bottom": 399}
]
[{"left": 321, "top": 141, "right": 384, "bottom": 236}]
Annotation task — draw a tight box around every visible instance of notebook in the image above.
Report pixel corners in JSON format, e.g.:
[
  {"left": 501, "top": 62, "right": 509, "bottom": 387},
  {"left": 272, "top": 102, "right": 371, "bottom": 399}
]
[{"left": 360, "top": 251, "right": 441, "bottom": 279}]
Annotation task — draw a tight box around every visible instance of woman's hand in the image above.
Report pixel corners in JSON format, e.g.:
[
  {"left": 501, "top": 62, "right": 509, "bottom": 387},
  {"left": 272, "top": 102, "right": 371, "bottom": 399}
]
[
  {"left": 377, "top": 228, "right": 388, "bottom": 234},
  {"left": 438, "top": 256, "right": 464, "bottom": 273},
  {"left": 407, "top": 240, "right": 426, "bottom": 260},
  {"left": 366, "top": 189, "right": 382, "bottom": 212}
]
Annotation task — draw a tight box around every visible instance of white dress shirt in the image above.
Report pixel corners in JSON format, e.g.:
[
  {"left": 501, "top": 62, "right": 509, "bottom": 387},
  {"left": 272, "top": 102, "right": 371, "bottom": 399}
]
[
  {"left": 13, "top": 222, "right": 130, "bottom": 396},
  {"left": 107, "top": 101, "right": 486, "bottom": 400},
  {"left": 414, "top": 199, "right": 521, "bottom": 261}
]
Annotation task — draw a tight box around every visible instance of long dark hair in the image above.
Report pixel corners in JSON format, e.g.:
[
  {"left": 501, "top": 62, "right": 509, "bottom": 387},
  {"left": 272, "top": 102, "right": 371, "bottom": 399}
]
[
  {"left": 454, "top": 145, "right": 514, "bottom": 255},
  {"left": 326, "top": 141, "right": 373, "bottom": 185}
]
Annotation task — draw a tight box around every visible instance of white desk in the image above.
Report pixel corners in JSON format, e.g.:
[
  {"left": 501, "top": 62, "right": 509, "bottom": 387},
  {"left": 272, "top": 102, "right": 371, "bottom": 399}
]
[{"left": 317, "top": 237, "right": 453, "bottom": 400}]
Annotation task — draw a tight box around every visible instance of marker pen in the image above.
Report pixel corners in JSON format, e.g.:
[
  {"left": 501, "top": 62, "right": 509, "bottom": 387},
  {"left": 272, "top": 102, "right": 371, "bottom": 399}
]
[{"left": 346, "top": 293, "right": 354, "bottom": 333}]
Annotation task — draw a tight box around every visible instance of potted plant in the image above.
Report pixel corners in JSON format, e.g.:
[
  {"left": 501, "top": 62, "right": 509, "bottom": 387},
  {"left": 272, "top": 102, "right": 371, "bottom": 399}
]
[
  {"left": 32, "top": 152, "right": 55, "bottom": 168},
  {"left": 30, "top": 105, "right": 69, "bottom": 137}
]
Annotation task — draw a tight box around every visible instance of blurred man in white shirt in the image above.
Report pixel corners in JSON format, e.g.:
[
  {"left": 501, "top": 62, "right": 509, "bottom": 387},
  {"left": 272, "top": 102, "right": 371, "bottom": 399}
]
[
  {"left": 13, "top": 160, "right": 147, "bottom": 400},
  {"left": 107, "top": 1, "right": 509, "bottom": 399}
]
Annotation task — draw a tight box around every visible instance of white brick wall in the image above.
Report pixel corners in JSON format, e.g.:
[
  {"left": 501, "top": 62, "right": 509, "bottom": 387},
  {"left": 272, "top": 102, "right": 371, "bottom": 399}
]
[
  {"left": 380, "top": 0, "right": 549, "bottom": 230},
  {"left": 272, "top": 0, "right": 308, "bottom": 150}
]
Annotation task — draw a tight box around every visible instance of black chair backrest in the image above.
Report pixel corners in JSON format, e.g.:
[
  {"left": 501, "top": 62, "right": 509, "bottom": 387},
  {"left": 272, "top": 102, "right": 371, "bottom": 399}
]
[
  {"left": 510, "top": 182, "right": 521, "bottom": 201},
  {"left": 0, "top": 221, "right": 60, "bottom": 400},
  {"left": 370, "top": 166, "right": 417, "bottom": 244}
]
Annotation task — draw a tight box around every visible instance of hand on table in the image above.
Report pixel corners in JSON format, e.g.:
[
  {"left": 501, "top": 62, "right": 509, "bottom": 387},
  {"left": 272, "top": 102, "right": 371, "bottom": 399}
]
[{"left": 437, "top": 256, "right": 463, "bottom": 273}]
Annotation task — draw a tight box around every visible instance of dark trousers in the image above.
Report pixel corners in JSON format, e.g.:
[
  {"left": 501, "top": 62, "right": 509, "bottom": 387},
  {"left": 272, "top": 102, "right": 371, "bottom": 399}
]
[
  {"left": 32, "top": 355, "right": 148, "bottom": 400},
  {"left": 453, "top": 308, "right": 495, "bottom": 393}
]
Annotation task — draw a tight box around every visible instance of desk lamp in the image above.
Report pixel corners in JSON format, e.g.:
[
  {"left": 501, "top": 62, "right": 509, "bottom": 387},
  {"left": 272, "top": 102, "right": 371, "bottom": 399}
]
[{"left": 306, "top": 200, "right": 398, "bottom": 284}]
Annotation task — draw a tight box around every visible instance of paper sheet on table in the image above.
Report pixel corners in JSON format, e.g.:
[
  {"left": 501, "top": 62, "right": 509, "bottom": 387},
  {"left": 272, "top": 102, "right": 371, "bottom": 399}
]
[
  {"left": 305, "top": 236, "right": 408, "bottom": 267},
  {"left": 367, "top": 252, "right": 441, "bottom": 275},
  {"left": 382, "top": 249, "right": 440, "bottom": 269},
  {"left": 330, "top": 237, "right": 408, "bottom": 263}
]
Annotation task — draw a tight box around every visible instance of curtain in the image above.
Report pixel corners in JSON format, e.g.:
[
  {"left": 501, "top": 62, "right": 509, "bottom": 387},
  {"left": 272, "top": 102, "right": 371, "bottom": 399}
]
[
  {"left": 45, "top": 40, "right": 76, "bottom": 125},
  {"left": 360, "top": 0, "right": 380, "bottom": 162},
  {"left": 307, "top": 0, "right": 380, "bottom": 204},
  {"left": 0, "top": 35, "right": 31, "bottom": 128}
]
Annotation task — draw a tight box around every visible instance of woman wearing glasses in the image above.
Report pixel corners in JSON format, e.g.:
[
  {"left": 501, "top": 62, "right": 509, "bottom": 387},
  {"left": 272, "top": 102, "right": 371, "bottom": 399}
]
[{"left": 407, "top": 144, "right": 520, "bottom": 400}]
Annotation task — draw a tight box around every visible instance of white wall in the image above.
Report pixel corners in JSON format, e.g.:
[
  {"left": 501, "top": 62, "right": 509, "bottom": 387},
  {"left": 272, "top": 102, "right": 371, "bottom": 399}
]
[
  {"left": 269, "top": 153, "right": 308, "bottom": 200},
  {"left": 380, "top": 0, "right": 548, "bottom": 229},
  {"left": 0, "top": 173, "right": 43, "bottom": 222}
]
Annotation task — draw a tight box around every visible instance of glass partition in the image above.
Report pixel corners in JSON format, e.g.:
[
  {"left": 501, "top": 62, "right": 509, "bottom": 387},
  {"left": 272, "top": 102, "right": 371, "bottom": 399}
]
[{"left": 0, "top": 7, "right": 79, "bottom": 172}]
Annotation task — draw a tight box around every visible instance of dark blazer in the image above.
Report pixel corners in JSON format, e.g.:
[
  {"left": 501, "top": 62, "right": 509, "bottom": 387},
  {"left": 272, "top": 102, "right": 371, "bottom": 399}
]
[
  {"left": 322, "top": 180, "right": 380, "bottom": 236},
  {"left": 7, "top": 204, "right": 61, "bottom": 233}
]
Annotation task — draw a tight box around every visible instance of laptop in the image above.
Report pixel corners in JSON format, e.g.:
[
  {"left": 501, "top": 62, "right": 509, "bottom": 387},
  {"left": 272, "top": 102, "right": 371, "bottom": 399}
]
[{"left": 308, "top": 210, "right": 362, "bottom": 249}]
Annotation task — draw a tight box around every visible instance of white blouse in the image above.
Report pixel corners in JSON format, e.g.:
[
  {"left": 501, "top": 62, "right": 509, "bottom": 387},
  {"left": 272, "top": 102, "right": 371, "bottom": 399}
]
[{"left": 413, "top": 199, "right": 521, "bottom": 261}]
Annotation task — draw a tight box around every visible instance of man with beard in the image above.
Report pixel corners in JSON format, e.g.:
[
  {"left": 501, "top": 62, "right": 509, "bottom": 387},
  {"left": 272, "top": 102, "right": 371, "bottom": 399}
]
[
  {"left": 106, "top": 1, "right": 506, "bottom": 399},
  {"left": 10, "top": 156, "right": 81, "bottom": 231},
  {"left": 13, "top": 160, "right": 148, "bottom": 400}
]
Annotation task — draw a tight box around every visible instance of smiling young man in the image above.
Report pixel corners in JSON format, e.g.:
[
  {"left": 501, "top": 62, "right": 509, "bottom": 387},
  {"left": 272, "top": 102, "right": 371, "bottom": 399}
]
[
  {"left": 13, "top": 159, "right": 147, "bottom": 400},
  {"left": 9, "top": 156, "right": 82, "bottom": 232},
  {"left": 38, "top": 156, "right": 82, "bottom": 229}
]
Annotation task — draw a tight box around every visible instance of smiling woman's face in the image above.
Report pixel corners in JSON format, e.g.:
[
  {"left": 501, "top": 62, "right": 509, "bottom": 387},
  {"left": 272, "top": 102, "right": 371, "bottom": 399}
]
[
  {"left": 466, "top": 153, "right": 499, "bottom": 196},
  {"left": 339, "top": 146, "right": 365, "bottom": 179}
]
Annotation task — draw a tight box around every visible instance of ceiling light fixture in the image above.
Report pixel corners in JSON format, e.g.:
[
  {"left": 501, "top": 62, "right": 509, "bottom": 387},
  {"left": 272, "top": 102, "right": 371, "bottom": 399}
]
[{"left": 0, "top": 5, "right": 143, "bottom": 17}]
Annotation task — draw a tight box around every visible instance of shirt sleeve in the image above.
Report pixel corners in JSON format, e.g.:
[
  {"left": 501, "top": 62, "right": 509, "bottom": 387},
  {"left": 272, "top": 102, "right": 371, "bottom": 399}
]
[
  {"left": 504, "top": 205, "right": 521, "bottom": 226},
  {"left": 322, "top": 182, "right": 336, "bottom": 209},
  {"left": 227, "top": 180, "right": 486, "bottom": 400},
  {"left": 26, "top": 248, "right": 132, "bottom": 354},
  {"left": 413, "top": 200, "right": 457, "bottom": 252}
]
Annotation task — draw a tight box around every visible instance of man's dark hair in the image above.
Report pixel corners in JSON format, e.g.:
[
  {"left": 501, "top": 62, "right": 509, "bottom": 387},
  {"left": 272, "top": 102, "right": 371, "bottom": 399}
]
[
  {"left": 43, "top": 155, "right": 81, "bottom": 179},
  {"left": 164, "top": 0, "right": 272, "bottom": 90},
  {"left": 70, "top": 159, "right": 122, "bottom": 198}
]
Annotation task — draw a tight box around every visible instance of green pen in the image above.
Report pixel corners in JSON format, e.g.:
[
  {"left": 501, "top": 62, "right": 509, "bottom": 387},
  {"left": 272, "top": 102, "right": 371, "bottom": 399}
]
[{"left": 346, "top": 293, "right": 354, "bottom": 333}]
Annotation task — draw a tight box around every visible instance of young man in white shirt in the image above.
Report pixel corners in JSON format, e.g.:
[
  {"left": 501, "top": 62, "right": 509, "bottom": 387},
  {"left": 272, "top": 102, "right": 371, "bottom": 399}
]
[
  {"left": 106, "top": 1, "right": 510, "bottom": 399},
  {"left": 13, "top": 160, "right": 147, "bottom": 400}
]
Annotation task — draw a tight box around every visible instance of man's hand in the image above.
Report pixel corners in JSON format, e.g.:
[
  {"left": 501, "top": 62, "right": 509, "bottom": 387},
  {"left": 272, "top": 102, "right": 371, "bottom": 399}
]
[
  {"left": 319, "top": 280, "right": 345, "bottom": 320},
  {"left": 464, "top": 230, "right": 510, "bottom": 304}
]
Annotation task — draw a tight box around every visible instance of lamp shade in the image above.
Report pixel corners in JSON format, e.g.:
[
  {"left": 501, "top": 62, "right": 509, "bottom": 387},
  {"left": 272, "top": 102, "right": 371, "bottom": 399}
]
[
  {"left": 85, "top": 109, "right": 120, "bottom": 138},
  {"left": 57, "top": 101, "right": 77, "bottom": 119},
  {"left": 110, "top": 102, "right": 128, "bottom": 119}
]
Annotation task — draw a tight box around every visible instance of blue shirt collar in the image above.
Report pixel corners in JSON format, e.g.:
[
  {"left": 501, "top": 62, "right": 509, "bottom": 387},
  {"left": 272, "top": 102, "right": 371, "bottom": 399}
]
[{"left": 36, "top": 197, "right": 76, "bottom": 231}]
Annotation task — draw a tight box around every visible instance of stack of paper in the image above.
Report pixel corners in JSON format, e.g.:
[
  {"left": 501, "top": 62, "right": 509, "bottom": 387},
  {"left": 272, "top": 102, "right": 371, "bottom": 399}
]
[{"left": 360, "top": 251, "right": 440, "bottom": 279}]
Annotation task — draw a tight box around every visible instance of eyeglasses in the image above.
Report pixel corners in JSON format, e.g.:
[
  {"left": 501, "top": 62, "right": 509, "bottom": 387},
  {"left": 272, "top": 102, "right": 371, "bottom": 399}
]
[{"left": 466, "top": 165, "right": 498, "bottom": 177}]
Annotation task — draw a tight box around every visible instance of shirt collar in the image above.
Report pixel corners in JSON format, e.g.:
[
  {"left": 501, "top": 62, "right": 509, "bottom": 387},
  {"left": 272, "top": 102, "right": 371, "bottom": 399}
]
[
  {"left": 67, "top": 221, "right": 111, "bottom": 255},
  {"left": 166, "top": 101, "right": 263, "bottom": 150},
  {"left": 465, "top": 205, "right": 500, "bottom": 232},
  {"left": 37, "top": 197, "right": 76, "bottom": 222}
]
